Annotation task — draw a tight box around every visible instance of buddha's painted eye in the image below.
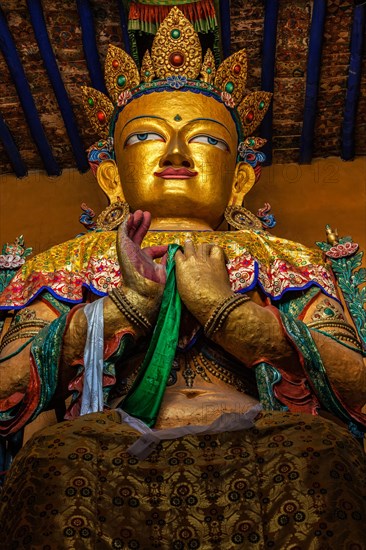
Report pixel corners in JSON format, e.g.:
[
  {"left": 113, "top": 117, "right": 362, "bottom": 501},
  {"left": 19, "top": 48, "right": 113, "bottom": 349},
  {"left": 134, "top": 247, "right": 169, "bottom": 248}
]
[
  {"left": 189, "top": 134, "right": 229, "bottom": 151},
  {"left": 125, "top": 132, "right": 165, "bottom": 146}
]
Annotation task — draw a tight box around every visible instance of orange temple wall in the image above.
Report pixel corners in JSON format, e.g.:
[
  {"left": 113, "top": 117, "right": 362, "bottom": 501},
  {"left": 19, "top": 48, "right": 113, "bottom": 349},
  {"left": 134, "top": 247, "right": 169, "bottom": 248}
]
[{"left": 0, "top": 157, "right": 365, "bottom": 256}]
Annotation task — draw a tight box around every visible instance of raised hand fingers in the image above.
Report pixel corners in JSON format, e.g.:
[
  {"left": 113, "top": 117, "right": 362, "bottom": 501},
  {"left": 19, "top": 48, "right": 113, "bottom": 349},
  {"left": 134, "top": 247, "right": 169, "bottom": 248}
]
[
  {"left": 126, "top": 210, "right": 143, "bottom": 239},
  {"left": 143, "top": 245, "right": 169, "bottom": 260},
  {"left": 133, "top": 211, "right": 151, "bottom": 245},
  {"left": 183, "top": 239, "right": 195, "bottom": 258}
]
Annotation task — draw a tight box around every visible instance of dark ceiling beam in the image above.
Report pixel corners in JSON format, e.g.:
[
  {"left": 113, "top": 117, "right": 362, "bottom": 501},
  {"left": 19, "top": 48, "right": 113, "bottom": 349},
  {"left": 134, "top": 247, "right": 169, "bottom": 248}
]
[
  {"left": 27, "top": 0, "right": 89, "bottom": 173},
  {"left": 260, "top": 0, "right": 279, "bottom": 166},
  {"left": 0, "top": 115, "right": 27, "bottom": 178},
  {"left": 341, "top": 4, "right": 365, "bottom": 160},
  {"left": 219, "top": 0, "right": 231, "bottom": 58},
  {"left": 0, "top": 8, "right": 61, "bottom": 176},
  {"left": 76, "top": 0, "right": 107, "bottom": 94},
  {"left": 117, "top": 0, "right": 131, "bottom": 55},
  {"left": 299, "top": 0, "right": 327, "bottom": 164}
]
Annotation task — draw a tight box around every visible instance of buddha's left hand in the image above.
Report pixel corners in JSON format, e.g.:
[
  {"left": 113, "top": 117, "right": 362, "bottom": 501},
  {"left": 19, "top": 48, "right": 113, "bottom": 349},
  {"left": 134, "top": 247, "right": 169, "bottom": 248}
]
[{"left": 175, "top": 241, "right": 233, "bottom": 325}]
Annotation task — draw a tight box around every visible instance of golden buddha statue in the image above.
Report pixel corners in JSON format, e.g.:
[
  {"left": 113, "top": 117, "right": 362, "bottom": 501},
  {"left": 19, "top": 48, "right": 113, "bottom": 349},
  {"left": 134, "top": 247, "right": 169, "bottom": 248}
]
[{"left": 0, "top": 9, "right": 365, "bottom": 548}]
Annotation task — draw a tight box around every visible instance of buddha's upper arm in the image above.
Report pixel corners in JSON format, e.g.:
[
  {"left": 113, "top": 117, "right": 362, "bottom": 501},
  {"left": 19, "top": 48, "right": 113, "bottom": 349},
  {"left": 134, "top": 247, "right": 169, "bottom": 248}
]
[
  {"left": 0, "top": 300, "right": 58, "bottom": 398},
  {"left": 301, "top": 292, "right": 366, "bottom": 409}
]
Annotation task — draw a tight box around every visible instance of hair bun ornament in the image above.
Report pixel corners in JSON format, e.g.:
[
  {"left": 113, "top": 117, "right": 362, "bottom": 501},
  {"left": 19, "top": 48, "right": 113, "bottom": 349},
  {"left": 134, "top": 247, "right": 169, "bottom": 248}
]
[{"left": 150, "top": 6, "right": 202, "bottom": 79}]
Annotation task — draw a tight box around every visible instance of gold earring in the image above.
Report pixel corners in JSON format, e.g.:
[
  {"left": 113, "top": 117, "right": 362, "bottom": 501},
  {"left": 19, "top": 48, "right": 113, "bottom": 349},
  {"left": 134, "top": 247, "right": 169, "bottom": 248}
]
[
  {"left": 224, "top": 205, "right": 262, "bottom": 231},
  {"left": 96, "top": 201, "right": 130, "bottom": 231}
]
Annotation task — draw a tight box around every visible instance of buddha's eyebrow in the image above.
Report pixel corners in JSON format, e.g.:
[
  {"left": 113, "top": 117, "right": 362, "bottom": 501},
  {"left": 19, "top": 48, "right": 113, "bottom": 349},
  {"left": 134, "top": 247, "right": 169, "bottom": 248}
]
[
  {"left": 188, "top": 118, "right": 233, "bottom": 137},
  {"left": 120, "top": 115, "right": 165, "bottom": 134}
]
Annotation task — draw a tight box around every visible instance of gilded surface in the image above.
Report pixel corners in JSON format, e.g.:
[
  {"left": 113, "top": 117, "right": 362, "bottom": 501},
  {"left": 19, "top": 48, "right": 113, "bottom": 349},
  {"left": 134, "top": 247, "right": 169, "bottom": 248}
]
[
  {"left": 199, "top": 48, "right": 216, "bottom": 83},
  {"left": 238, "top": 91, "right": 273, "bottom": 136},
  {"left": 214, "top": 50, "right": 248, "bottom": 105},
  {"left": 140, "top": 51, "right": 156, "bottom": 83},
  {"left": 81, "top": 86, "right": 114, "bottom": 138},
  {"left": 104, "top": 45, "right": 140, "bottom": 103},
  {"left": 150, "top": 7, "right": 202, "bottom": 79}
]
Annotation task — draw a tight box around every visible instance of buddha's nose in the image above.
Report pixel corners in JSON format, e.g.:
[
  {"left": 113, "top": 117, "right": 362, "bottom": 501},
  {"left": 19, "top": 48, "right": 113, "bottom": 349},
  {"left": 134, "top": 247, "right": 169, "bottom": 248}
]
[{"left": 159, "top": 136, "right": 194, "bottom": 168}]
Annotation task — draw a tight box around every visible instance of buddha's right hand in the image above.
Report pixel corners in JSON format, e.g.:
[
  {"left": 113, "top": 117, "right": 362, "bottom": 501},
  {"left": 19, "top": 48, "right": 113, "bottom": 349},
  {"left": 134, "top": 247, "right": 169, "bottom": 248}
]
[{"left": 116, "top": 210, "right": 168, "bottom": 322}]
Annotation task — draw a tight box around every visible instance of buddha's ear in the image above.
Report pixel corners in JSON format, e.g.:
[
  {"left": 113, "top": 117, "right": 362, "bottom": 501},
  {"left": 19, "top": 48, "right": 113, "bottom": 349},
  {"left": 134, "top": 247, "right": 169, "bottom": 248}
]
[
  {"left": 228, "top": 162, "right": 256, "bottom": 206},
  {"left": 97, "top": 160, "right": 126, "bottom": 204}
]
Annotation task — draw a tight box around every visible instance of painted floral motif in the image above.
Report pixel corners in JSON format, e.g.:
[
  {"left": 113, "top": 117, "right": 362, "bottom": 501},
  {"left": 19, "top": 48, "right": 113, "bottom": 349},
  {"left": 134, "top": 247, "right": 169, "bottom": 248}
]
[
  {"left": 326, "top": 242, "right": 359, "bottom": 259},
  {"left": 0, "top": 230, "right": 338, "bottom": 309},
  {"left": 0, "top": 254, "right": 25, "bottom": 269},
  {"left": 1, "top": 410, "right": 365, "bottom": 549},
  {"left": 117, "top": 90, "right": 132, "bottom": 106},
  {"left": 167, "top": 75, "right": 187, "bottom": 89},
  {"left": 221, "top": 91, "right": 235, "bottom": 108}
]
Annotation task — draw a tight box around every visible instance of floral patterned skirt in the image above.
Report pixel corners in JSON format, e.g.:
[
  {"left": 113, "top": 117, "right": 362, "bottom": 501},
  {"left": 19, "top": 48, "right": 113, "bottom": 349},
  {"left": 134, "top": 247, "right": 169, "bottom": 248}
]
[{"left": 0, "top": 410, "right": 365, "bottom": 549}]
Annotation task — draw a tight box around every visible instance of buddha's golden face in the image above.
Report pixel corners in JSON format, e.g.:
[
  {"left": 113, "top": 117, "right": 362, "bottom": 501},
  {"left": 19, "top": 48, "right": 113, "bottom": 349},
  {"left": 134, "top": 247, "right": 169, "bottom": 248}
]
[{"left": 114, "top": 91, "right": 239, "bottom": 229}]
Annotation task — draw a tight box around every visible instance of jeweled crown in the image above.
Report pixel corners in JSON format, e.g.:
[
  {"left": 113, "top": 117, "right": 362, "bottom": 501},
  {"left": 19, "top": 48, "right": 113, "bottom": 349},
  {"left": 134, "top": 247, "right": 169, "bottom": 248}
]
[{"left": 81, "top": 7, "right": 271, "bottom": 141}]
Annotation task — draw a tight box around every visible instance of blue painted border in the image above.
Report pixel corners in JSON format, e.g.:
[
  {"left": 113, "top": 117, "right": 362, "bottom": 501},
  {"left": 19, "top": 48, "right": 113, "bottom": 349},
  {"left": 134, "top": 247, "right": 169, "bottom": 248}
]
[
  {"left": 76, "top": 0, "right": 107, "bottom": 94},
  {"left": 0, "top": 114, "right": 27, "bottom": 177},
  {"left": 299, "top": 0, "right": 327, "bottom": 164},
  {"left": 341, "top": 4, "right": 366, "bottom": 160},
  {"left": 219, "top": 0, "right": 231, "bottom": 58},
  {"left": 260, "top": 0, "right": 279, "bottom": 166}
]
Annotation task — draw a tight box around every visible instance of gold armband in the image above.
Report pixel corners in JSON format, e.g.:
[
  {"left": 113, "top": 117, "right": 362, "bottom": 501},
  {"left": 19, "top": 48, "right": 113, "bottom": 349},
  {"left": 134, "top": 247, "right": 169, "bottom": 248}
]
[
  {"left": 109, "top": 287, "right": 152, "bottom": 332},
  {"left": 0, "top": 319, "right": 50, "bottom": 354},
  {"left": 204, "top": 294, "right": 251, "bottom": 338},
  {"left": 307, "top": 319, "right": 362, "bottom": 351}
]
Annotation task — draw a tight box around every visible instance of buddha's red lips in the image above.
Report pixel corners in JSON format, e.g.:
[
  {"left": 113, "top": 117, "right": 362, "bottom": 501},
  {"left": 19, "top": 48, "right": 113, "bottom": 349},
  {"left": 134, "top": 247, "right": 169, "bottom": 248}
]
[{"left": 154, "top": 167, "right": 198, "bottom": 179}]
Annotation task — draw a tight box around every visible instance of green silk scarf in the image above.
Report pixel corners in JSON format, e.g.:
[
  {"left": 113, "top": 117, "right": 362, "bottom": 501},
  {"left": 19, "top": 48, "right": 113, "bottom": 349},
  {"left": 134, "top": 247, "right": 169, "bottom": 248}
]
[{"left": 122, "top": 244, "right": 182, "bottom": 427}]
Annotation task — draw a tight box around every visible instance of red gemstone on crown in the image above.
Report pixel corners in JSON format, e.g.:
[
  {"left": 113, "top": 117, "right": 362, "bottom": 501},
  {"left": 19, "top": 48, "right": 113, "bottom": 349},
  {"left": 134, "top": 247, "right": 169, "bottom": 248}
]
[
  {"left": 97, "top": 111, "right": 106, "bottom": 123},
  {"left": 169, "top": 52, "right": 185, "bottom": 68},
  {"left": 112, "top": 60, "right": 119, "bottom": 69},
  {"left": 245, "top": 111, "right": 254, "bottom": 123},
  {"left": 233, "top": 64, "right": 241, "bottom": 75}
]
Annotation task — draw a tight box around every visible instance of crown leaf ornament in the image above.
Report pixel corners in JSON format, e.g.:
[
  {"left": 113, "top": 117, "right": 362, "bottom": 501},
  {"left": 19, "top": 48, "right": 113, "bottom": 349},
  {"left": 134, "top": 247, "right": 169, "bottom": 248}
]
[
  {"left": 214, "top": 49, "right": 248, "bottom": 105},
  {"left": 200, "top": 48, "right": 216, "bottom": 83},
  {"left": 150, "top": 7, "right": 202, "bottom": 79},
  {"left": 81, "top": 7, "right": 272, "bottom": 144},
  {"left": 81, "top": 86, "right": 114, "bottom": 138},
  {"left": 237, "top": 91, "right": 273, "bottom": 137},
  {"left": 140, "top": 51, "right": 156, "bottom": 83},
  {"left": 104, "top": 44, "right": 140, "bottom": 103}
]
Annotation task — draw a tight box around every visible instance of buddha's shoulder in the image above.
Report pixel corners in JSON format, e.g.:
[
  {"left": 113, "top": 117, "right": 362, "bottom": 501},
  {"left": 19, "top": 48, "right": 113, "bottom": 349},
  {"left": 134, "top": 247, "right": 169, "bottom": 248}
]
[
  {"left": 26, "top": 231, "right": 117, "bottom": 272},
  {"left": 142, "top": 229, "right": 326, "bottom": 268},
  {"left": 0, "top": 231, "right": 119, "bottom": 309}
]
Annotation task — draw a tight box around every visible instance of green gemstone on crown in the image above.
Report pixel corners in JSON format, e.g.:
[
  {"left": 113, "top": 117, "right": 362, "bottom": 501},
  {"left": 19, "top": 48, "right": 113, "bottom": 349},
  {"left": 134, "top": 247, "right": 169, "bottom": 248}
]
[
  {"left": 88, "top": 97, "right": 94, "bottom": 107},
  {"left": 206, "top": 68, "right": 212, "bottom": 74},
  {"left": 117, "top": 75, "right": 126, "bottom": 87},
  {"left": 145, "top": 71, "right": 150, "bottom": 77},
  {"left": 171, "top": 29, "right": 181, "bottom": 39},
  {"left": 259, "top": 100, "right": 265, "bottom": 110},
  {"left": 249, "top": 139, "right": 255, "bottom": 146},
  {"left": 225, "top": 81, "right": 234, "bottom": 93}
]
